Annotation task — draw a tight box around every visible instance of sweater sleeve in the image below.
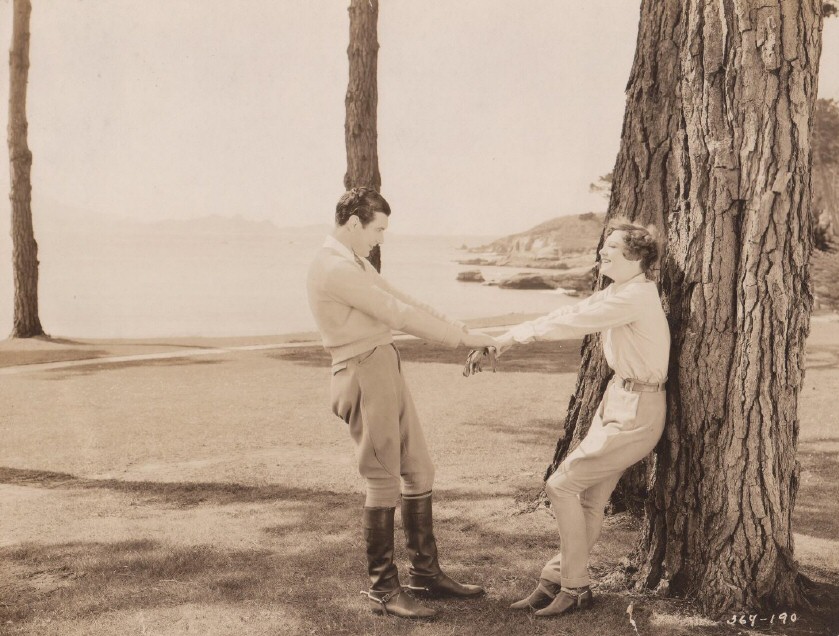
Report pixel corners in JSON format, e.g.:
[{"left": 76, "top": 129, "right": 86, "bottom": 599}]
[
  {"left": 372, "top": 269, "right": 466, "bottom": 329},
  {"left": 497, "top": 284, "right": 643, "bottom": 346},
  {"left": 324, "top": 262, "right": 463, "bottom": 348}
]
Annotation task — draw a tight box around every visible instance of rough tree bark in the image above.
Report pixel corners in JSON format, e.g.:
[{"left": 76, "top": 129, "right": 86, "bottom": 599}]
[
  {"left": 344, "top": 0, "right": 383, "bottom": 272},
  {"left": 8, "top": 0, "right": 43, "bottom": 338},
  {"left": 547, "top": 0, "right": 822, "bottom": 615}
]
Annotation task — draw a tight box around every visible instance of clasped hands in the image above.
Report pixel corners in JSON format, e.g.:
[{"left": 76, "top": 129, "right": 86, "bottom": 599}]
[{"left": 460, "top": 331, "right": 501, "bottom": 378}]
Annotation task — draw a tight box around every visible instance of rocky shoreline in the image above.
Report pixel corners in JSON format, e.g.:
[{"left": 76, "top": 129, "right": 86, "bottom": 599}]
[
  {"left": 456, "top": 262, "right": 596, "bottom": 295},
  {"left": 454, "top": 212, "right": 603, "bottom": 295},
  {"left": 455, "top": 210, "right": 839, "bottom": 311}
]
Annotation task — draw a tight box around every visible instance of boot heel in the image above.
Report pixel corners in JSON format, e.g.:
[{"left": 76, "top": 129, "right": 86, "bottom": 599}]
[
  {"left": 363, "top": 588, "right": 436, "bottom": 619},
  {"left": 534, "top": 587, "right": 593, "bottom": 617},
  {"left": 510, "top": 579, "right": 561, "bottom": 610},
  {"left": 577, "top": 589, "right": 593, "bottom": 609}
]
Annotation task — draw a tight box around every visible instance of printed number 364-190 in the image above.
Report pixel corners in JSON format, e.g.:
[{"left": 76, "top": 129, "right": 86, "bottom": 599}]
[{"left": 727, "top": 613, "right": 797, "bottom": 627}]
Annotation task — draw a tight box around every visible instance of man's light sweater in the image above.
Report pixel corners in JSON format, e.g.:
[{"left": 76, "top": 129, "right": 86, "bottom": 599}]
[{"left": 307, "top": 236, "right": 464, "bottom": 365}]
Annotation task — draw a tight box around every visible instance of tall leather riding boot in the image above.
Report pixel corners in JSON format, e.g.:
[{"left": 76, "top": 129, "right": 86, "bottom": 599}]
[
  {"left": 401, "top": 492, "right": 484, "bottom": 598},
  {"left": 362, "top": 506, "right": 436, "bottom": 619}
]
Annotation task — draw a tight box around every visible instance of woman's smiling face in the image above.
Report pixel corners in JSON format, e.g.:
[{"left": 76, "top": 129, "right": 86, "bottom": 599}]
[{"left": 599, "top": 230, "right": 643, "bottom": 283}]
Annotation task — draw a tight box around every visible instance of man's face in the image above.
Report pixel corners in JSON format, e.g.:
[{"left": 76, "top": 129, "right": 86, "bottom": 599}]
[
  {"left": 599, "top": 230, "right": 643, "bottom": 283},
  {"left": 350, "top": 211, "right": 389, "bottom": 258}
]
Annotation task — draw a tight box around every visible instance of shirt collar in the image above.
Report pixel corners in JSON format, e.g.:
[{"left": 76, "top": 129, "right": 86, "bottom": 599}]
[
  {"left": 611, "top": 272, "right": 650, "bottom": 292},
  {"left": 324, "top": 235, "right": 356, "bottom": 262},
  {"left": 324, "top": 235, "right": 366, "bottom": 269}
]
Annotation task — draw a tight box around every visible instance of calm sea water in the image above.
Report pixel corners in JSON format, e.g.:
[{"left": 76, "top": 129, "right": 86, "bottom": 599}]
[{"left": 0, "top": 223, "right": 577, "bottom": 339}]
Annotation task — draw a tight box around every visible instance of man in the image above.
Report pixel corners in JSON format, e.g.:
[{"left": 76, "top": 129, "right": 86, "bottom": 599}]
[
  {"left": 307, "top": 187, "right": 497, "bottom": 619},
  {"left": 469, "top": 218, "right": 669, "bottom": 618}
]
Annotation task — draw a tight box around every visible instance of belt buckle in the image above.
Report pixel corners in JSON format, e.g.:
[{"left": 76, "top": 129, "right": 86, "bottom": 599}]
[{"left": 623, "top": 378, "right": 635, "bottom": 392}]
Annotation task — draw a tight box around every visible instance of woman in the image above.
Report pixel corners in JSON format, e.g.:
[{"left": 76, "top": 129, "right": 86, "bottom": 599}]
[{"left": 498, "top": 218, "right": 670, "bottom": 617}]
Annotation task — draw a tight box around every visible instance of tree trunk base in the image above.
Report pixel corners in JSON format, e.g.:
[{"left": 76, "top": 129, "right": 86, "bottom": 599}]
[{"left": 11, "top": 325, "right": 45, "bottom": 339}]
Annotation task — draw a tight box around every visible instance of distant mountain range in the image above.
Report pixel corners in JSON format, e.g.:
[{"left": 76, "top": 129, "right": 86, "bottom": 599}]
[
  {"left": 144, "top": 215, "right": 316, "bottom": 237},
  {"left": 34, "top": 210, "right": 317, "bottom": 238},
  {"left": 20, "top": 201, "right": 498, "bottom": 243}
]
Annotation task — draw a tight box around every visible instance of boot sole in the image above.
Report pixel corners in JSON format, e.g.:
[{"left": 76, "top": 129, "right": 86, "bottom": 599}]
[
  {"left": 534, "top": 600, "right": 593, "bottom": 618},
  {"left": 406, "top": 585, "right": 484, "bottom": 599},
  {"left": 510, "top": 599, "right": 553, "bottom": 610},
  {"left": 406, "top": 589, "right": 484, "bottom": 599}
]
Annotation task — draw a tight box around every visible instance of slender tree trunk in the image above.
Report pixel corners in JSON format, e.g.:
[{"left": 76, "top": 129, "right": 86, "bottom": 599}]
[
  {"left": 549, "top": 0, "right": 822, "bottom": 615},
  {"left": 813, "top": 158, "right": 838, "bottom": 243},
  {"left": 8, "top": 0, "right": 42, "bottom": 338},
  {"left": 345, "top": 0, "right": 382, "bottom": 272},
  {"left": 812, "top": 100, "right": 839, "bottom": 242}
]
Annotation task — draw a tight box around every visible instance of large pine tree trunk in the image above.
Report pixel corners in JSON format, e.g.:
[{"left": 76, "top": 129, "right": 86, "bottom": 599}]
[
  {"left": 8, "top": 0, "right": 43, "bottom": 338},
  {"left": 344, "top": 0, "right": 383, "bottom": 272},
  {"left": 550, "top": 0, "right": 822, "bottom": 615}
]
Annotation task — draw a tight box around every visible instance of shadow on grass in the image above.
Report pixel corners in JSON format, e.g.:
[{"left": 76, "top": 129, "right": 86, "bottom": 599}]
[
  {"left": 794, "top": 444, "right": 839, "bottom": 541},
  {"left": 0, "top": 466, "right": 347, "bottom": 508},
  {"left": 3, "top": 467, "right": 838, "bottom": 635},
  {"left": 0, "top": 491, "right": 693, "bottom": 635},
  {"left": 271, "top": 338, "right": 586, "bottom": 374},
  {"left": 1, "top": 539, "right": 281, "bottom": 624},
  {"left": 1, "top": 339, "right": 234, "bottom": 370},
  {"left": 804, "top": 344, "right": 839, "bottom": 369},
  {"left": 462, "top": 417, "right": 562, "bottom": 447},
  {"left": 0, "top": 477, "right": 635, "bottom": 636},
  {"left": 42, "top": 357, "right": 225, "bottom": 379},
  {"left": 0, "top": 467, "right": 537, "bottom": 509},
  {"left": 0, "top": 349, "right": 110, "bottom": 369}
]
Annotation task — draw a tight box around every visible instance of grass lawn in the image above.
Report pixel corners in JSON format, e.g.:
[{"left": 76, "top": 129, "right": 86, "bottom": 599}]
[{"left": 1, "top": 323, "right": 838, "bottom": 635}]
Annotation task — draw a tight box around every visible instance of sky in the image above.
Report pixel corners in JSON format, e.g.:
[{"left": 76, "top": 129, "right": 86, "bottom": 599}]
[{"left": 0, "top": 1, "right": 837, "bottom": 237}]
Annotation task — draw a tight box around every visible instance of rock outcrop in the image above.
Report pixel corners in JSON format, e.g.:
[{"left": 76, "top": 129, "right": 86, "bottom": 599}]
[
  {"left": 457, "top": 270, "right": 485, "bottom": 283},
  {"left": 498, "top": 266, "right": 596, "bottom": 292}
]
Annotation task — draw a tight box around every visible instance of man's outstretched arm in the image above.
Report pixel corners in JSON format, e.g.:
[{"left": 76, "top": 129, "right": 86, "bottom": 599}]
[{"left": 324, "top": 261, "right": 495, "bottom": 349}]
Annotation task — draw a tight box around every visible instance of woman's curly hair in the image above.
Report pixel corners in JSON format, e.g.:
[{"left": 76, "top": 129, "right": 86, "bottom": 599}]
[{"left": 605, "top": 216, "right": 661, "bottom": 274}]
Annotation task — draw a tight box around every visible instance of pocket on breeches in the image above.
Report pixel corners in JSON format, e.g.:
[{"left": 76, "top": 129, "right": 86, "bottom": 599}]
[
  {"left": 355, "top": 349, "right": 402, "bottom": 479},
  {"left": 331, "top": 367, "right": 354, "bottom": 420},
  {"left": 330, "top": 348, "right": 381, "bottom": 423},
  {"left": 331, "top": 367, "right": 365, "bottom": 444},
  {"left": 601, "top": 385, "right": 641, "bottom": 430}
]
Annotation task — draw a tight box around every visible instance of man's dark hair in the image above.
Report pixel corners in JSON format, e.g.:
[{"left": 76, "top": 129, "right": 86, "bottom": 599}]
[{"left": 335, "top": 187, "right": 391, "bottom": 227}]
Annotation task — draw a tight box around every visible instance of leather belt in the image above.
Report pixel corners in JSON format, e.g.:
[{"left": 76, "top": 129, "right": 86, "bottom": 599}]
[{"left": 617, "top": 377, "right": 666, "bottom": 393}]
